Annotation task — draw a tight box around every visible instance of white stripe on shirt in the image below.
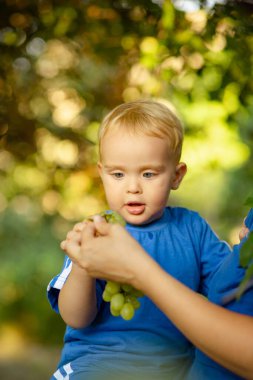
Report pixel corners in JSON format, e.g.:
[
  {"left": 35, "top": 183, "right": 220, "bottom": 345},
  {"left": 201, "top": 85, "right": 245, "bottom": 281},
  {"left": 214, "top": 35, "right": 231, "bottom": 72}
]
[
  {"left": 50, "top": 260, "right": 72, "bottom": 290},
  {"left": 53, "top": 369, "right": 64, "bottom": 380},
  {"left": 63, "top": 363, "right": 73, "bottom": 375},
  {"left": 53, "top": 363, "right": 73, "bottom": 379}
]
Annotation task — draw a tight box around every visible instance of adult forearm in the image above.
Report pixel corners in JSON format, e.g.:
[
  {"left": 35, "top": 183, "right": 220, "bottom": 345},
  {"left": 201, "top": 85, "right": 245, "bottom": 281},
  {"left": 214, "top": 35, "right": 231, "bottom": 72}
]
[
  {"left": 136, "top": 261, "right": 253, "bottom": 379},
  {"left": 58, "top": 264, "right": 97, "bottom": 329}
]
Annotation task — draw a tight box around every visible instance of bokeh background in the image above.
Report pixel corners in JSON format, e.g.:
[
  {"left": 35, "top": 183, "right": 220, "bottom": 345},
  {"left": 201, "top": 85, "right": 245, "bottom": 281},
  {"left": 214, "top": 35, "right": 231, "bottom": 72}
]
[{"left": 0, "top": 0, "right": 252, "bottom": 378}]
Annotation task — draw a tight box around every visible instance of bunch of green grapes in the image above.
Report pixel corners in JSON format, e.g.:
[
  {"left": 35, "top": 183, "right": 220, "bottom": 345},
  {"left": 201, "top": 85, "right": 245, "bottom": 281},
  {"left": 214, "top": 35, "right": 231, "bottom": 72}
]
[
  {"left": 99, "top": 211, "right": 144, "bottom": 320},
  {"left": 102, "top": 281, "right": 143, "bottom": 320}
]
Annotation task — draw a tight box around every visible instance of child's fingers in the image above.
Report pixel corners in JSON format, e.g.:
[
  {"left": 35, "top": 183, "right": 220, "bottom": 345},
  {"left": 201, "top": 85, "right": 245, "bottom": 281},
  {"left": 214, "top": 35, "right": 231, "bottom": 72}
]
[
  {"left": 73, "top": 221, "right": 87, "bottom": 232},
  {"left": 62, "top": 221, "right": 87, "bottom": 243},
  {"left": 61, "top": 230, "right": 82, "bottom": 251},
  {"left": 60, "top": 240, "right": 67, "bottom": 250},
  {"left": 63, "top": 240, "right": 80, "bottom": 259},
  {"left": 60, "top": 237, "right": 80, "bottom": 252},
  {"left": 66, "top": 230, "right": 81, "bottom": 242}
]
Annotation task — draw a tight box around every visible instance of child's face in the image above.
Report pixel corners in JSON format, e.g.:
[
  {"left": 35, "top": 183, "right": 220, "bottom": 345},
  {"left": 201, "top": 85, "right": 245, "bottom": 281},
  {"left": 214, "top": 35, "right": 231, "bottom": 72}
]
[{"left": 98, "top": 129, "right": 186, "bottom": 225}]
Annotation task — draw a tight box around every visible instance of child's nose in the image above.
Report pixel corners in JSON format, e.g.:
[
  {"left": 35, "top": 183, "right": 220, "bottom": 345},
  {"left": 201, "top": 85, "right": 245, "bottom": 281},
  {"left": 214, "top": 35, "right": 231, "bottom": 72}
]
[{"left": 127, "top": 178, "right": 142, "bottom": 194}]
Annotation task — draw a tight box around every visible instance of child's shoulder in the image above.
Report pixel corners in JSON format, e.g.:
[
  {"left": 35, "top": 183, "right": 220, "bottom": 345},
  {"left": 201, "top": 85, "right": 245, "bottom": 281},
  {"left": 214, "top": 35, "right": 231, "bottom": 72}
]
[
  {"left": 166, "top": 206, "right": 213, "bottom": 235},
  {"left": 166, "top": 206, "right": 203, "bottom": 223}
]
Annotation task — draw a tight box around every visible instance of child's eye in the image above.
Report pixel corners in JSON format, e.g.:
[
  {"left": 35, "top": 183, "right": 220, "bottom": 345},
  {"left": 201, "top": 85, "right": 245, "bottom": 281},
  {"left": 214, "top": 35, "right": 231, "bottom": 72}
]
[
  {"left": 143, "top": 172, "right": 155, "bottom": 178},
  {"left": 112, "top": 172, "right": 124, "bottom": 179}
]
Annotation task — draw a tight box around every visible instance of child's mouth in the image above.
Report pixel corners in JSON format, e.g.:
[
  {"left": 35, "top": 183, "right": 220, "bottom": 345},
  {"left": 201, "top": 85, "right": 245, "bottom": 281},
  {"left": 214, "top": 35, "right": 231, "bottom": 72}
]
[{"left": 125, "top": 202, "right": 145, "bottom": 215}]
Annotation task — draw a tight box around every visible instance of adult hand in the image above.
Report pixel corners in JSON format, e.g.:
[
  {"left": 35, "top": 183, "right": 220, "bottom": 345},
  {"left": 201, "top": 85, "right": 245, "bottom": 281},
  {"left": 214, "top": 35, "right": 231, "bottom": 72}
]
[
  {"left": 239, "top": 219, "right": 250, "bottom": 241},
  {"left": 61, "top": 215, "right": 153, "bottom": 288}
]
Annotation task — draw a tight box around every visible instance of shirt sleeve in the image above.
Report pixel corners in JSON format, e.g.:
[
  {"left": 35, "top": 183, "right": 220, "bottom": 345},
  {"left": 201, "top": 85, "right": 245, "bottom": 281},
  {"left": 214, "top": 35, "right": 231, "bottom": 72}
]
[
  {"left": 47, "top": 255, "right": 105, "bottom": 313},
  {"left": 193, "top": 214, "right": 232, "bottom": 296},
  {"left": 245, "top": 208, "right": 253, "bottom": 231}
]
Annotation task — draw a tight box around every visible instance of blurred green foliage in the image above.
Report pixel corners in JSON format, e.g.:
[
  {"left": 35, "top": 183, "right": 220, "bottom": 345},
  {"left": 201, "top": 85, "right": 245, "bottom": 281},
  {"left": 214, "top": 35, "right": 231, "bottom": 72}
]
[
  {"left": 238, "top": 196, "right": 253, "bottom": 298},
  {"left": 0, "top": 0, "right": 252, "bottom": 347}
]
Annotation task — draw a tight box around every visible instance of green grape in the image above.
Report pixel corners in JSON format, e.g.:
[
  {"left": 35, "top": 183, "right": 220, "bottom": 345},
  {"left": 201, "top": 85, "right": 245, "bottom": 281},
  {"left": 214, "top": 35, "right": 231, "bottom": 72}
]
[
  {"left": 100, "top": 211, "right": 126, "bottom": 226},
  {"left": 110, "top": 293, "right": 125, "bottom": 311},
  {"left": 120, "top": 303, "right": 135, "bottom": 320},
  {"left": 110, "top": 305, "right": 121, "bottom": 317},
  {"left": 125, "top": 295, "right": 141, "bottom": 310},
  {"left": 102, "top": 290, "right": 112, "bottom": 302},
  {"left": 105, "top": 281, "right": 121, "bottom": 295}
]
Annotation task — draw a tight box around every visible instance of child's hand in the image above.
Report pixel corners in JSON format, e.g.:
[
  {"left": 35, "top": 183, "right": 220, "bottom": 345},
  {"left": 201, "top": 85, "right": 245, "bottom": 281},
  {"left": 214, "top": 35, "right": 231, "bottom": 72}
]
[
  {"left": 60, "top": 211, "right": 122, "bottom": 252},
  {"left": 60, "top": 221, "right": 88, "bottom": 252}
]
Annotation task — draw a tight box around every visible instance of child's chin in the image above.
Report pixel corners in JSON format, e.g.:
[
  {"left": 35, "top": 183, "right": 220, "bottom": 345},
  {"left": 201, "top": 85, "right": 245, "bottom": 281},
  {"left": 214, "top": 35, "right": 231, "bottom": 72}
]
[{"left": 124, "top": 215, "right": 151, "bottom": 226}]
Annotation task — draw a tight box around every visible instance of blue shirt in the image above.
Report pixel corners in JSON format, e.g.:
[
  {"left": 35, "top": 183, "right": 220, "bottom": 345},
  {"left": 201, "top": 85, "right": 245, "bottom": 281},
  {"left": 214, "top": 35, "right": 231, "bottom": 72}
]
[
  {"left": 48, "top": 207, "right": 231, "bottom": 380},
  {"left": 187, "top": 208, "right": 253, "bottom": 380}
]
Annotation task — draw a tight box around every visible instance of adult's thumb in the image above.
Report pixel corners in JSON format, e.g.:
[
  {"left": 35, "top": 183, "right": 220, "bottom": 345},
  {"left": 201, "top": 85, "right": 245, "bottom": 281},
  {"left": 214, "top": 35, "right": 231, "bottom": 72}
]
[{"left": 93, "top": 215, "right": 111, "bottom": 236}]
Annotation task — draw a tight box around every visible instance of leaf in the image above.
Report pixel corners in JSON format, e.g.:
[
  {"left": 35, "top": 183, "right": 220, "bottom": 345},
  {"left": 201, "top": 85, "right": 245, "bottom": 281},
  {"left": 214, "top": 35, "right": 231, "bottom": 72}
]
[
  {"left": 237, "top": 264, "right": 253, "bottom": 299},
  {"left": 244, "top": 196, "right": 253, "bottom": 207},
  {"left": 99, "top": 211, "right": 126, "bottom": 226},
  {"left": 240, "top": 231, "right": 253, "bottom": 267}
]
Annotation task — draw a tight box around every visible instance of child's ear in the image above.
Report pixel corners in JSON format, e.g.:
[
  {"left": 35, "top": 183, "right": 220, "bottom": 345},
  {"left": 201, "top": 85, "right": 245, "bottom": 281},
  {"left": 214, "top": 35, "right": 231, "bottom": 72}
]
[{"left": 172, "top": 162, "right": 187, "bottom": 190}]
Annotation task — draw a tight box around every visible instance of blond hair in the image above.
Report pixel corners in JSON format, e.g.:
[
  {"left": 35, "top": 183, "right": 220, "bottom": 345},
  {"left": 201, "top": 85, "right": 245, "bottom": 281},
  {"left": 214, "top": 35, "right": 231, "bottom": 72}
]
[{"left": 98, "top": 99, "right": 184, "bottom": 161}]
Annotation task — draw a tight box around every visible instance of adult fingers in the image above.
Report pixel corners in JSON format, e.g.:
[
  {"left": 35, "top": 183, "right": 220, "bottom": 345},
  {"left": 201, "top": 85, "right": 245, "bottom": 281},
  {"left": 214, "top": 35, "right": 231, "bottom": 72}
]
[
  {"left": 239, "top": 226, "right": 250, "bottom": 241},
  {"left": 93, "top": 215, "right": 111, "bottom": 236},
  {"left": 81, "top": 221, "right": 97, "bottom": 245}
]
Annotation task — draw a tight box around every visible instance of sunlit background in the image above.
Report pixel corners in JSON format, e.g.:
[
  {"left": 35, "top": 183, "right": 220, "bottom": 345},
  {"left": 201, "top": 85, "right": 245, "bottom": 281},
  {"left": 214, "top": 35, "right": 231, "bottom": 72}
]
[{"left": 0, "top": 0, "right": 252, "bottom": 378}]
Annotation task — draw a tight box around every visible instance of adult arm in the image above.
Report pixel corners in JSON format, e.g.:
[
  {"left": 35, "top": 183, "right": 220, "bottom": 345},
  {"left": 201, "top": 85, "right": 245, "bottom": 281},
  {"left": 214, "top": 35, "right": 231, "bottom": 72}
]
[
  {"left": 140, "top": 258, "right": 253, "bottom": 379},
  {"left": 62, "top": 216, "right": 253, "bottom": 378}
]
